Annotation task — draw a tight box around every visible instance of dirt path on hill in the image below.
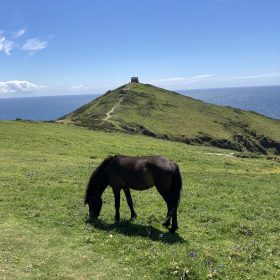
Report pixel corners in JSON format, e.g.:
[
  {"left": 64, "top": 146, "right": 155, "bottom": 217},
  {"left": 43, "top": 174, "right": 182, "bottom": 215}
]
[{"left": 103, "top": 97, "right": 123, "bottom": 121}]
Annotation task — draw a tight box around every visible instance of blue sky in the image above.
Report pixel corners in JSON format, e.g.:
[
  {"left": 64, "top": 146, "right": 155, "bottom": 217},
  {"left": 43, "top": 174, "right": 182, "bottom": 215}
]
[{"left": 0, "top": 0, "right": 280, "bottom": 97}]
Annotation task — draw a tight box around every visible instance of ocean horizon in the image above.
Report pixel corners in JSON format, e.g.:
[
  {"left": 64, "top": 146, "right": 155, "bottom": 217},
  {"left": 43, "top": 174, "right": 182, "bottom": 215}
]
[
  {"left": 0, "top": 85, "right": 279, "bottom": 121},
  {"left": 179, "top": 85, "right": 280, "bottom": 120},
  {"left": 0, "top": 94, "right": 100, "bottom": 121}
]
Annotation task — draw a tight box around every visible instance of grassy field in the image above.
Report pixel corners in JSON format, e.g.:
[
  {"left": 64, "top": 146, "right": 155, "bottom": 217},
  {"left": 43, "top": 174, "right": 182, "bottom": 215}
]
[{"left": 0, "top": 120, "right": 280, "bottom": 279}]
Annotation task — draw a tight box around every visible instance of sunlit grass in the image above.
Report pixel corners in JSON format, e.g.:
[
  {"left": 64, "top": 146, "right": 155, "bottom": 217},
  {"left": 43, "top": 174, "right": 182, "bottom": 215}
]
[{"left": 0, "top": 121, "right": 279, "bottom": 279}]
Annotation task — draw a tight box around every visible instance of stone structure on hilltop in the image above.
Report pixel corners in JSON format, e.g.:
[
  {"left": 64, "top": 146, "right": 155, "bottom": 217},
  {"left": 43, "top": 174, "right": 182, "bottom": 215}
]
[{"left": 131, "top": 77, "right": 139, "bottom": 83}]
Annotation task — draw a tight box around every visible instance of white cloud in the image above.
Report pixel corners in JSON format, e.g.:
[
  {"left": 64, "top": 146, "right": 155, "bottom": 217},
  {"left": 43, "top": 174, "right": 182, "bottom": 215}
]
[
  {"left": 150, "top": 74, "right": 214, "bottom": 84},
  {"left": 70, "top": 84, "right": 90, "bottom": 91},
  {"left": 1, "top": 28, "right": 48, "bottom": 55},
  {"left": 21, "top": 38, "right": 48, "bottom": 51},
  {"left": 149, "top": 72, "right": 280, "bottom": 88},
  {"left": 220, "top": 72, "right": 280, "bottom": 80},
  {"left": 152, "top": 77, "right": 186, "bottom": 83},
  {"left": 147, "top": 72, "right": 280, "bottom": 90},
  {"left": 0, "top": 80, "right": 46, "bottom": 94},
  {"left": 14, "top": 28, "right": 26, "bottom": 38},
  {"left": 0, "top": 35, "right": 14, "bottom": 55}
]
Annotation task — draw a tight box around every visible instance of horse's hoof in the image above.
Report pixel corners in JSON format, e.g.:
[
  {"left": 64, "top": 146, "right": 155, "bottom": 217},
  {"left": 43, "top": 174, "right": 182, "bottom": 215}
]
[
  {"left": 86, "top": 217, "right": 100, "bottom": 226},
  {"left": 169, "top": 227, "right": 178, "bottom": 234},
  {"left": 162, "top": 221, "right": 170, "bottom": 228},
  {"left": 130, "top": 213, "right": 137, "bottom": 220}
]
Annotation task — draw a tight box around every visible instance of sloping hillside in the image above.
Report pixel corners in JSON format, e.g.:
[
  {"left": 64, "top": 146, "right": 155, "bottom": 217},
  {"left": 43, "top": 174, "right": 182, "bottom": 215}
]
[{"left": 60, "top": 83, "right": 280, "bottom": 154}]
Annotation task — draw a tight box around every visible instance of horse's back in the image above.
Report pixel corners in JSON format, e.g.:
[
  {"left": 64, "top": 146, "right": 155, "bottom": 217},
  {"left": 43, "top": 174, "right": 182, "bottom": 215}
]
[
  {"left": 108, "top": 155, "right": 175, "bottom": 190},
  {"left": 148, "top": 155, "right": 175, "bottom": 171}
]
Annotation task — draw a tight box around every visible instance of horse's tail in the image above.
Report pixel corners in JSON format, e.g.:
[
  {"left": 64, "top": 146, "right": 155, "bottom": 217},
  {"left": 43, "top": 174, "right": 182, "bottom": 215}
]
[{"left": 171, "top": 163, "right": 182, "bottom": 207}]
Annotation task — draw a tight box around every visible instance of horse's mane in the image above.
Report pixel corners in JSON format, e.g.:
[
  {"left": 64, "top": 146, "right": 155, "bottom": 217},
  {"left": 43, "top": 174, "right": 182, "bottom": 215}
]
[{"left": 84, "top": 155, "right": 115, "bottom": 204}]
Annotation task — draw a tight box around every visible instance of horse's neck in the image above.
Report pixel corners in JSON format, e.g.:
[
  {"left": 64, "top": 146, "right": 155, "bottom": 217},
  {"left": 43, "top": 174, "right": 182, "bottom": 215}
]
[
  {"left": 95, "top": 183, "right": 107, "bottom": 197},
  {"left": 87, "top": 171, "right": 106, "bottom": 199},
  {"left": 91, "top": 159, "right": 111, "bottom": 197},
  {"left": 92, "top": 172, "right": 108, "bottom": 197}
]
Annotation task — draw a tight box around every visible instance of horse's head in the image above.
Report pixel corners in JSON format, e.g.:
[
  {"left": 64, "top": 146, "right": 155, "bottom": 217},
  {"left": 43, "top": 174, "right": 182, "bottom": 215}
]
[
  {"left": 85, "top": 155, "right": 114, "bottom": 219},
  {"left": 88, "top": 196, "right": 103, "bottom": 219}
]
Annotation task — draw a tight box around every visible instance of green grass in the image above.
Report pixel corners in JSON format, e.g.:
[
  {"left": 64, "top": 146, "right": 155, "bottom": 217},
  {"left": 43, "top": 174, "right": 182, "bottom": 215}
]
[
  {"left": 63, "top": 83, "right": 280, "bottom": 154},
  {"left": 1, "top": 120, "right": 280, "bottom": 279}
]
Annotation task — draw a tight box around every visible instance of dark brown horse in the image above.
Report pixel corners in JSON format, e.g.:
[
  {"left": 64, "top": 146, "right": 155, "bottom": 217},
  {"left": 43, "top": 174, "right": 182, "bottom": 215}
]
[{"left": 85, "top": 155, "right": 182, "bottom": 233}]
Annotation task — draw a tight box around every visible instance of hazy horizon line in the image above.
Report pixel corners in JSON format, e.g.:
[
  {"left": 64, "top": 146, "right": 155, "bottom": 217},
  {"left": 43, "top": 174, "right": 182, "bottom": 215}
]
[{"left": 0, "top": 83, "right": 279, "bottom": 99}]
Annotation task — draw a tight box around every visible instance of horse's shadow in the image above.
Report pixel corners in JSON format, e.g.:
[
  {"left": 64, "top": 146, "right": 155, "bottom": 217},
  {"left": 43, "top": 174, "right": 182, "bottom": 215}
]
[{"left": 86, "top": 218, "right": 186, "bottom": 244}]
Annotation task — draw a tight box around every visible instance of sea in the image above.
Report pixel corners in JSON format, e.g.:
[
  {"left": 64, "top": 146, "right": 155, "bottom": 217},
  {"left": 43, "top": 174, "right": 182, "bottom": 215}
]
[
  {"left": 179, "top": 85, "right": 280, "bottom": 120},
  {"left": 0, "top": 85, "right": 279, "bottom": 121},
  {"left": 0, "top": 94, "right": 99, "bottom": 121}
]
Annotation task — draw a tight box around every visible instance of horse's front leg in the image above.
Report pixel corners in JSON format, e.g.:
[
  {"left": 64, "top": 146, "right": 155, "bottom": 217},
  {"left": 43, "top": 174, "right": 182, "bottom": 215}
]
[
  {"left": 112, "top": 187, "right": 121, "bottom": 223},
  {"left": 124, "top": 188, "right": 137, "bottom": 220}
]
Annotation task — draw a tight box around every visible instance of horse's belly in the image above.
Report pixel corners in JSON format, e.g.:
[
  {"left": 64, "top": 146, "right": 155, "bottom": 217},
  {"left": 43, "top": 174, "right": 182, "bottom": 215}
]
[
  {"left": 123, "top": 175, "right": 155, "bottom": 190},
  {"left": 129, "top": 182, "right": 154, "bottom": 191},
  {"left": 109, "top": 165, "right": 156, "bottom": 190}
]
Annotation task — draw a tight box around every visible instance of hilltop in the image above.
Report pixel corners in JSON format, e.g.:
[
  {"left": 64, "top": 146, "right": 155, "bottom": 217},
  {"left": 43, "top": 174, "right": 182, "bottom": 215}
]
[{"left": 60, "top": 83, "right": 280, "bottom": 154}]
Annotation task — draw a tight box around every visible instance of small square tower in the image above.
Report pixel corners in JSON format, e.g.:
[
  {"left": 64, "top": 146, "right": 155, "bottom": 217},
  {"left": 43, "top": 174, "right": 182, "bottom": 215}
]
[{"left": 131, "top": 77, "right": 139, "bottom": 83}]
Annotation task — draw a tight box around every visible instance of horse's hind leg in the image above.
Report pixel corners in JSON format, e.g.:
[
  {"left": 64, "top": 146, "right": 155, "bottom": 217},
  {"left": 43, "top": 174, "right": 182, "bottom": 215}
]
[
  {"left": 163, "top": 202, "right": 178, "bottom": 233},
  {"left": 162, "top": 191, "right": 180, "bottom": 233},
  {"left": 156, "top": 178, "right": 180, "bottom": 233},
  {"left": 155, "top": 186, "right": 172, "bottom": 228},
  {"left": 170, "top": 207, "right": 178, "bottom": 233},
  {"left": 123, "top": 188, "right": 137, "bottom": 220},
  {"left": 156, "top": 188, "right": 178, "bottom": 232},
  {"left": 162, "top": 200, "right": 172, "bottom": 228}
]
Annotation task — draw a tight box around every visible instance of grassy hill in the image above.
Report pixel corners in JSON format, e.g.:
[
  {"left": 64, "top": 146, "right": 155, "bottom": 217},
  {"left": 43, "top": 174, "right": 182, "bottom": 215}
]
[
  {"left": 1, "top": 120, "right": 280, "bottom": 279},
  {"left": 61, "top": 83, "right": 280, "bottom": 155}
]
